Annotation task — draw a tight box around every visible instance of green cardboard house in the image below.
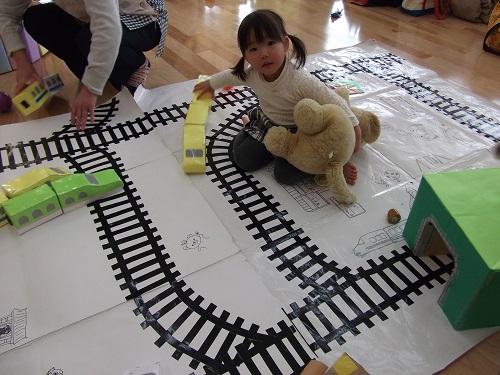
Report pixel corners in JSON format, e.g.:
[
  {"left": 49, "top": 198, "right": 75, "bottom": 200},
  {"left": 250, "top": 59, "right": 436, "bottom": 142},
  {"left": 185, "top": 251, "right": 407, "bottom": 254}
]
[{"left": 403, "top": 168, "right": 500, "bottom": 330}]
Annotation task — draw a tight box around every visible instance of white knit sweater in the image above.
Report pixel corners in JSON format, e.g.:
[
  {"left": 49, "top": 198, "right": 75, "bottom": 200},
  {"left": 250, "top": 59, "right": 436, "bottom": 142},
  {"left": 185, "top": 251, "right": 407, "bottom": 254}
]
[{"left": 209, "top": 58, "right": 359, "bottom": 127}]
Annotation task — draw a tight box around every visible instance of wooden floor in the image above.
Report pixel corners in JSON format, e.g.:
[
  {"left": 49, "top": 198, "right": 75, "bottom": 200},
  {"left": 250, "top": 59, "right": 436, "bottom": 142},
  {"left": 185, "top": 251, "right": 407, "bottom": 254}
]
[{"left": 0, "top": 0, "right": 498, "bottom": 373}]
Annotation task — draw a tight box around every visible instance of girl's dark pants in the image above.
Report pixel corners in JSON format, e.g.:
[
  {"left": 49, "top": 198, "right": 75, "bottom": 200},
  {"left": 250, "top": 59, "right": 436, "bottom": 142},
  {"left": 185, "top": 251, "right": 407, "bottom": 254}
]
[{"left": 230, "top": 130, "right": 312, "bottom": 185}]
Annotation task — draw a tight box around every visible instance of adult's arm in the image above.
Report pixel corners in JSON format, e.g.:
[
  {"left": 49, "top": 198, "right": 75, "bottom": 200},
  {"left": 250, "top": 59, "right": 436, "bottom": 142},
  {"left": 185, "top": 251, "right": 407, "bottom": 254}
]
[
  {"left": 80, "top": 0, "right": 122, "bottom": 96},
  {"left": 68, "top": 0, "right": 122, "bottom": 130},
  {"left": 0, "top": 1, "right": 44, "bottom": 94},
  {"left": 0, "top": 0, "right": 32, "bottom": 55}
]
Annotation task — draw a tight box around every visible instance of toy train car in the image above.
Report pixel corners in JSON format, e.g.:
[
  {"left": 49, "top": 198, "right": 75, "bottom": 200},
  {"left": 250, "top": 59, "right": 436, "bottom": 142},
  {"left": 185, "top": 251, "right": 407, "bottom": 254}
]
[
  {"left": 2, "top": 166, "right": 72, "bottom": 198},
  {"left": 1, "top": 169, "right": 123, "bottom": 234},
  {"left": 12, "top": 74, "right": 65, "bottom": 115},
  {"left": 183, "top": 75, "right": 212, "bottom": 174},
  {"left": 12, "top": 82, "right": 49, "bottom": 116}
]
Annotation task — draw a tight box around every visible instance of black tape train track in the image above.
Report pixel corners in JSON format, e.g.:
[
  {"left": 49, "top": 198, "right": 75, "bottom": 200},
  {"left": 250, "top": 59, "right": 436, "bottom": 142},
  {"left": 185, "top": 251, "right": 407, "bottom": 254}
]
[
  {"left": 2, "top": 51, "right": 494, "bottom": 373},
  {"left": 207, "top": 123, "right": 453, "bottom": 353},
  {"left": 1, "top": 89, "right": 314, "bottom": 374},
  {"left": 309, "top": 53, "right": 499, "bottom": 142}
]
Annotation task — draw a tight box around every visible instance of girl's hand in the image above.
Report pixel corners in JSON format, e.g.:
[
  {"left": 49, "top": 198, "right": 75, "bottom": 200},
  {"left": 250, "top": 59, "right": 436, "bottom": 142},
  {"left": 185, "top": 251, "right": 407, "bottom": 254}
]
[
  {"left": 71, "top": 86, "right": 98, "bottom": 131},
  {"left": 193, "top": 80, "right": 215, "bottom": 100}
]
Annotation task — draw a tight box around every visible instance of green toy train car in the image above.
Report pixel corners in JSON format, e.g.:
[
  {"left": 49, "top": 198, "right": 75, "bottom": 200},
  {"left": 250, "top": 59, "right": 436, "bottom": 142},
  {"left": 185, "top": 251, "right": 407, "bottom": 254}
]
[{"left": 2, "top": 169, "right": 123, "bottom": 234}]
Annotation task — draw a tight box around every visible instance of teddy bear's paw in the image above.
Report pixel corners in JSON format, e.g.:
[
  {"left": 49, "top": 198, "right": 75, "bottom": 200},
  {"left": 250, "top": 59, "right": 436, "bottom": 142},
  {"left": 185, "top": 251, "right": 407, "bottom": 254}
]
[
  {"left": 334, "top": 189, "right": 357, "bottom": 205},
  {"left": 326, "top": 165, "right": 357, "bottom": 205},
  {"left": 360, "top": 111, "right": 381, "bottom": 144},
  {"left": 263, "top": 127, "right": 290, "bottom": 157}
]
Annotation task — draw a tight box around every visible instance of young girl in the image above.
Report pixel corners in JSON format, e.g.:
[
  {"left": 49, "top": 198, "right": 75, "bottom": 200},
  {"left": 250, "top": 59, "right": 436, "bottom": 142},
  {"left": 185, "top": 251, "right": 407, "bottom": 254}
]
[{"left": 194, "top": 9, "right": 361, "bottom": 185}]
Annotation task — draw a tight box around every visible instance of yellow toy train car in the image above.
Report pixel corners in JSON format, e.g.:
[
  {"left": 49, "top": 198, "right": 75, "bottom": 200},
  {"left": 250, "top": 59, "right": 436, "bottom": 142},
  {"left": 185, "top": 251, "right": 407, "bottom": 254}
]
[
  {"left": 12, "top": 82, "right": 49, "bottom": 116},
  {"left": 1, "top": 166, "right": 72, "bottom": 198},
  {"left": 12, "top": 73, "right": 65, "bottom": 116},
  {"left": 183, "top": 75, "right": 212, "bottom": 174}
]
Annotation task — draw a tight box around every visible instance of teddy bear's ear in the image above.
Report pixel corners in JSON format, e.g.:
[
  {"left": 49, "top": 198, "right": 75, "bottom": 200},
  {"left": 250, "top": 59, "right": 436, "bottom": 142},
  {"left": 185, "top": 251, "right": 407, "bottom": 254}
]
[{"left": 294, "top": 98, "right": 326, "bottom": 135}]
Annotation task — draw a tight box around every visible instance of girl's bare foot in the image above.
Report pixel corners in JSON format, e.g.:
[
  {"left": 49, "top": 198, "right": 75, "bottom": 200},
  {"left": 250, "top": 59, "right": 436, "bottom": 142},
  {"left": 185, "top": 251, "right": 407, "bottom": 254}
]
[
  {"left": 242, "top": 115, "right": 249, "bottom": 126},
  {"left": 343, "top": 162, "right": 357, "bottom": 185}
]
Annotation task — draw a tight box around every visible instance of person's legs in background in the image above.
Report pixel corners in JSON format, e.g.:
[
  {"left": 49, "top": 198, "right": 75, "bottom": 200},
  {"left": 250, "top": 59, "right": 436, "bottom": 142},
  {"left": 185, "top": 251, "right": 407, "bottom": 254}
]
[
  {"left": 23, "top": 3, "right": 88, "bottom": 79},
  {"left": 24, "top": 3, "right": 161, "bottom": 94},
  {"left": 110, "top": 23, "right": 160, "bottom": 94}
]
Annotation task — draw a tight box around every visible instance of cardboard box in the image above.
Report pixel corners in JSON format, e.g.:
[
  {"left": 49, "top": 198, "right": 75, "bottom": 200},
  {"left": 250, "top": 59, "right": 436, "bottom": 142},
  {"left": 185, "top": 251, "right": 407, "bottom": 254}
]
[
  {"left": 0, "top": 40, "right": 12, "bottom": 74},
  {"left": 403, "top": 168, "right": 500, "bottom": 329}
]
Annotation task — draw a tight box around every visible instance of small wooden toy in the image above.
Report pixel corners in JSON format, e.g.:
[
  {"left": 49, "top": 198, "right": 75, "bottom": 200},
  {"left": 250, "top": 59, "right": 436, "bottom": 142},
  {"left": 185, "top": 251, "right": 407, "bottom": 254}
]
[
  {"left": 387, "top": 208, "right": 401, "bottom": 224},
  {"left": 183, "top": 75, "right": 212, "bottom": 174}
]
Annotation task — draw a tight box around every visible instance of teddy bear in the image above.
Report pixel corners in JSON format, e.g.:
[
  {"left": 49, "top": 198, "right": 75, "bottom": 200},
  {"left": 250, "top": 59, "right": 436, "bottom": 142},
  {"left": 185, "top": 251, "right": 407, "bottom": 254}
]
[{"left": 263, "top": 88, "right": 381, "bottom": 204}]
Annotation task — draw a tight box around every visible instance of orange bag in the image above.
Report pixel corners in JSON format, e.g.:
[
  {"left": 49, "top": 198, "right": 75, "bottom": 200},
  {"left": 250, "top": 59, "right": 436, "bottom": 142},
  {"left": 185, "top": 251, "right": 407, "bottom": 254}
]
[{"left": 483, "top": 1, "right": 500, "bottom": 55}]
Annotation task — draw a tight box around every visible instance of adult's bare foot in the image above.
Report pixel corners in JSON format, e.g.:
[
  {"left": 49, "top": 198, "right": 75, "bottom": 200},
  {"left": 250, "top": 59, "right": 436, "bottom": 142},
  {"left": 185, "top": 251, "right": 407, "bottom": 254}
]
[{"left": 343, "top": 162, "right": 357, "bottom": 185}]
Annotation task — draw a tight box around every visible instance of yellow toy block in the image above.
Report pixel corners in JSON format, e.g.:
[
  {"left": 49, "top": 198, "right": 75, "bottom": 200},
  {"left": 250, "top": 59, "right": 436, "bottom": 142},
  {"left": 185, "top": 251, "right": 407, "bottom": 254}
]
[
  {"left": 329, "top": 353, "right": 370, "bottom": 375},
  {"left": 12, "top": 81, "right": 49, "bottom": 115},
  {"left": 11, "top": 74, "right": 64, "bottom": 116},
  {"left": 183, "top": 74, "right": 212, "bottom": 174},
  {"left": 185, "top": 102, "right": 210, "bottom": 125},
  {"left": 192, "top": 74, "right": 211, "bottom": 98},
  {"left": 183, "top": 125, "right": 206, "bottom": 174}
]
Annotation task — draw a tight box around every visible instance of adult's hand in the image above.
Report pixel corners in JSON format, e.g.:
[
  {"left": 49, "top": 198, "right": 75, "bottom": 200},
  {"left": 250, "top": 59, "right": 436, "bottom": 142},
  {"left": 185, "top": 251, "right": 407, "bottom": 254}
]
[
  {"left": 12, "top": 50, "right": 43, "bottom": 95},
  {"left": 71, "top": 85, "right": 98, "bottom": 131}
]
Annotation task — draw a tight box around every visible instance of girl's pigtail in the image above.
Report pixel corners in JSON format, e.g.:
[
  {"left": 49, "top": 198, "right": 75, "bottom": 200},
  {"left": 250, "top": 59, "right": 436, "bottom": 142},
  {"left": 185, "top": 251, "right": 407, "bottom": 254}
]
[
  {"left": 288, "top": 35, "right": 307, "bottom": 69},
  {"left": 231, "top": 57, "right": 248, "bottom": 81}
]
